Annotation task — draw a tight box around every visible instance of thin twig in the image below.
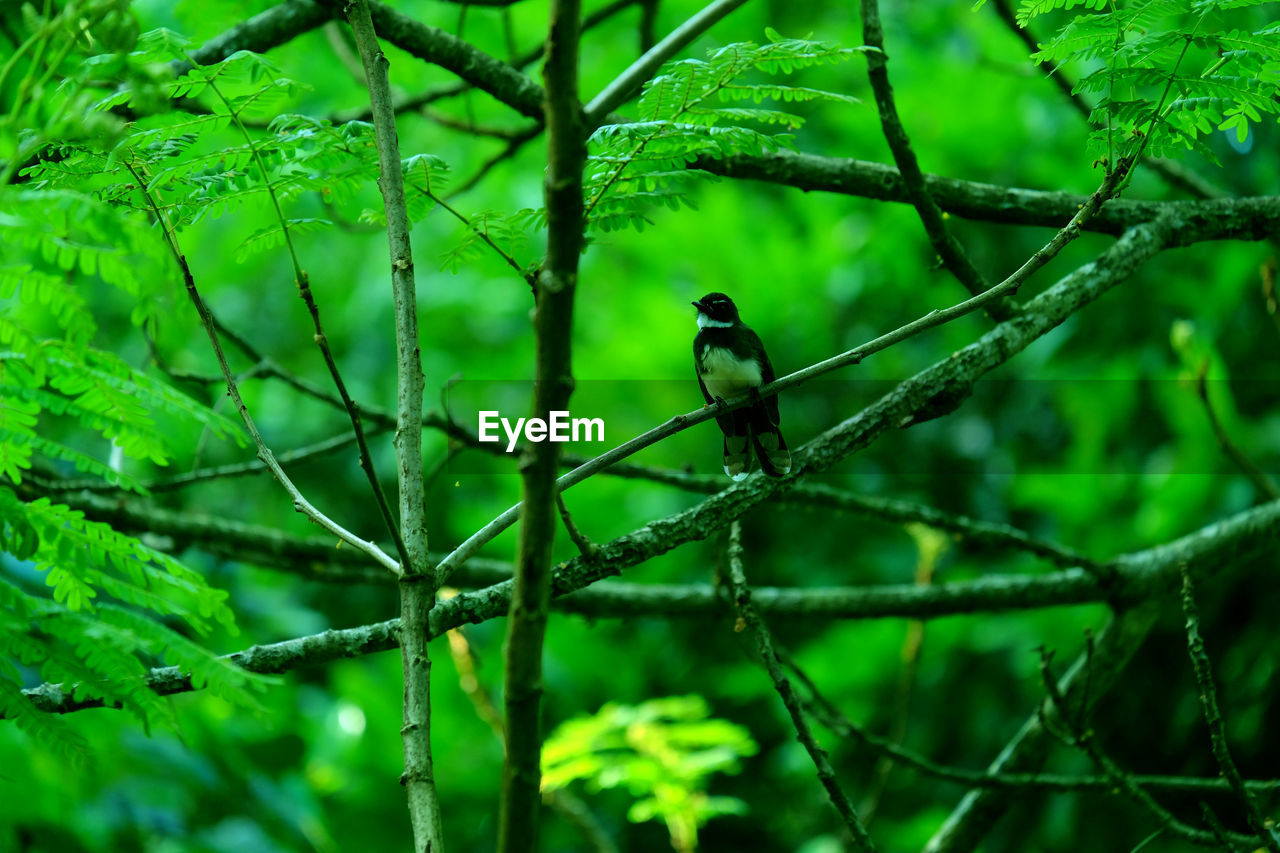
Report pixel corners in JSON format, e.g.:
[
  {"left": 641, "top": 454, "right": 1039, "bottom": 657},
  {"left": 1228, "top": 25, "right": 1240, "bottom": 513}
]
[
  {"left": 923, "top": 604, "right": 1162, "bottom": 853},
  {"left": 177, "top": 429, "right": 371, "bottom": 486},
  {"left": 122, "top": 159, "right": 398, "bottom": 575},
  {"left": 724, "top": 521, "right": 878, "bottom": 851},
  {"left": 555, "top": 494, "right": 598, "bottom": 559},
  {"left": 1200, "top": 804, "right": 1242, "bottom": 852},
  {"left": 1195, "top": 363, "right": 1280, "bottom": 501},
  {"left": 583, "top": 0, "right": 749, "bottom": 127},
  {"left": 412, "top": 183, "right": 536, "bottom": 289},
  {"left": 859, "top": 0, "right": 1013, "bottom": 319},
  {"left": 1180, "top": 567, "right": 1280, "bottom": 852},
  {"left": 781, "top": 649, "right": 1280, "bottom": 798},
  {"left": 446, "top": 124, "right": 542, "bottom": 199},
  {"left": 1036, "top": 647, "right": 1234, "bottom": 849},
  {"left": 1128, "top": 829, "right": 1165, "bottom": 853},
  {"left": 419, "top": 109, "right": 532, "bottom": 139},
  {"left": 189, "top": 64, "right": 411, "bottom": 569}
]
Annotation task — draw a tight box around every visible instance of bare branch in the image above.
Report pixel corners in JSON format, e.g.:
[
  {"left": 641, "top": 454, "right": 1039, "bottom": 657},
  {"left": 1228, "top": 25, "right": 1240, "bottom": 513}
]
[
  {"left": 349, "top": 0, "right": 544, "bottom": 119},
  {"left": 923, "top": 604, "right": 1162, "bottom": 853},
  {"left": 20, "top": 495, "right": 1280, "bottom": 718},
  {"left": 181, "top": 0, "right": 331, "bottom": 70},
  {"left": 345, "top": 2, "right": 441, "bottom": 850},
  {"left": 859, "top": 0, "right": 1011, "bottom": 318},
  {"left": 1035, "top": 647, "right": 1241, "bottom": 848},
  {"left": 331, "top": 0, "right": 641, "bottom": 125},
  {"left": 724, "top": 521, "right": 878, "bottom": 851},
  {"left": 1180, "top": 568, "right": 1280, "bottom": 852},
  {"left": 1194, "top": 365, "right": 1279, "bottom": 502},
  {"left": 555, "top": 494, "right": 598, "bottom": 559},
  {"left": 698, "top": 150, "right": 1280, "bottom": 240},
  {"left": 784, "top": 650, "right": 1280, "bottom": 799}
]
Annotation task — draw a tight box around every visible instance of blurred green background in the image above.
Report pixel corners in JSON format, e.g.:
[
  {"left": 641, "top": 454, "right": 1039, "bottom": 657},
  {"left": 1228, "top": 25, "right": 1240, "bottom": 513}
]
[{"left": 3, "top": 0, "right": 1279, "bottom": 851}]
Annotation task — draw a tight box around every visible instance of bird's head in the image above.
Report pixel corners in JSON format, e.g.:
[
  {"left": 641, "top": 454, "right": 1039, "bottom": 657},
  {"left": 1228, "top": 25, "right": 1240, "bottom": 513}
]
[{"left": 692, "top": 292, "right": 740, "bottom": 328}]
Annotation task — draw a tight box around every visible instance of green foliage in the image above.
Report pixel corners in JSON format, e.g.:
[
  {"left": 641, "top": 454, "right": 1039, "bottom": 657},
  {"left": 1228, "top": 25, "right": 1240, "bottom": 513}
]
[
  {"left": 586, "top": 29, "right": 864, "bottom": 232},
  {"left": 398, "top": 28, "right": 865, "bottom": 270},
  {"left": 542, "top": 696, "right": 758, "bottom": 852},
  {"left": 1019, "top": 0, "right": 1280, "bottom": 165},
  {"left": 1, "top": 11, "right": 278, "bottom": 761},
  {"left": 0, "top": 491, "right": 269, "bottom": 753}
]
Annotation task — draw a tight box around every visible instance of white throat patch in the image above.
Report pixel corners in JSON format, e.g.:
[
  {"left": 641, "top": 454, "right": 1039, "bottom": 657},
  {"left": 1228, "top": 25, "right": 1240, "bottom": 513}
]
[{"left": 696, "top": 313, "right": 733, "bottom": 329}]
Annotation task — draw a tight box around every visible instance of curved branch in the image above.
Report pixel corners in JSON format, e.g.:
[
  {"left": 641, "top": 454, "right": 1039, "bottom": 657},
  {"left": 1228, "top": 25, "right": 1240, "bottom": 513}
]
[
  {"left": 1180, "top": 569, "right": 1280, "bottom": 852},
  {"left": 124, "top": 160, "right": 398, "bottom": 575},
  {"left": 326, "top": 0, "right": 545, "bottom": 119},
  {"left": 187, "top": 0, "right": 545, "bottom": 119},
  {"left": 182, "top": 0, "right": 332, "bottom": 69}
]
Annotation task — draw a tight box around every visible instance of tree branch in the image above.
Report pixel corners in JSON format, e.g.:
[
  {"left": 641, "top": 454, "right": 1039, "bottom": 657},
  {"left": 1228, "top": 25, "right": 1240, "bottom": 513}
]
[
  {"left": 1033, "top": 645, "right": 1246, "bottom": 849},
  {"left": 697, "top": 150, "right": 1280, "bottom": 241},
  {"left": 724, "top": 521, "right": 878, "bottom": 851},
  {"left": 319, "top": 0, "right": 545, "bottom": 119},
  {"left": 436, "top": 217, "right": 1168, "bottom": 583},
  {"left": 1195, "top": 366, "right": 1279, "bottom": 502},
  {"left": 498, "top": 0, "right": 584, "bottom": 848},
  {"left": 582, "top": 0, "right": 749, "bottom": 127},
  {"left": 1180, "top": 568, "right": 1280, "bottom": 852},
  {"left": 859, "top": 0, "right": 1011, "bottom": 318},
  {"left": 123, "top": 160, "right": 398, "bottom": 575},
  {"left": 923, "top": 604, "right": 1162, "bottom": 853},
  {"left": 345, "top": 3, "right": 441, "bottom": 850},
  {"left": 25, "top": 484, "right": 1280, "bottom": 718},
  {"left": 182, "top": 0, "right": 332, "bottom": 70},
  {"left": 784, "top": 649, "right": 1280, "bottom": 799}
]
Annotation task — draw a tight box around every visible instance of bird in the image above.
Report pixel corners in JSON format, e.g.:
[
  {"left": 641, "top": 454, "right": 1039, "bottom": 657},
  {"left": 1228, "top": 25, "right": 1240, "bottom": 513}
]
[{"left": 692, "top": 292, "right": 791, "bottom": 480}]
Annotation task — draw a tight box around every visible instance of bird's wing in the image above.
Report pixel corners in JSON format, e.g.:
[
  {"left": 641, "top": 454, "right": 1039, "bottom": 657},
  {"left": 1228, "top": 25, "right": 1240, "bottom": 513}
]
[{"left": 745, "top": 326, "right": 782, "bottom": 427}]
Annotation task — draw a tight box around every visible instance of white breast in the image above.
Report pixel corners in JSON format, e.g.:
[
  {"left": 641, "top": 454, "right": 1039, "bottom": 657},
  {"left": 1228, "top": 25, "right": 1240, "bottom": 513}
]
[{"left": 700, "top": 345, "right": 762, "bottom": 399}]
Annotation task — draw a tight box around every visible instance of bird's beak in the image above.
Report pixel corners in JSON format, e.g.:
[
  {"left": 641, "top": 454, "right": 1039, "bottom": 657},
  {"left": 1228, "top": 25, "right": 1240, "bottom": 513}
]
[{"left": 691, "top": 300, "right": 706, "bottom": 312}]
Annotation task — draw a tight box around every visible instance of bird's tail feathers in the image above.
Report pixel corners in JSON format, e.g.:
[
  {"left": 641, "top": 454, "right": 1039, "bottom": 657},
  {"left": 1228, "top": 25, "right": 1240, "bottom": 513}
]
[
  {"left": 723, "top": 434, "right": 751, "bottom": 481},
  {"left": 751, "top": 424, "right": 790, "bottom": 478}
]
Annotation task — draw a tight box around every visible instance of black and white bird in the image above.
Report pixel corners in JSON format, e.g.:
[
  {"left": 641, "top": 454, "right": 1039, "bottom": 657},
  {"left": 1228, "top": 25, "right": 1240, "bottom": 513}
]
[{"left": 692, "top": 292, "right": 791, "bottom": 480}]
